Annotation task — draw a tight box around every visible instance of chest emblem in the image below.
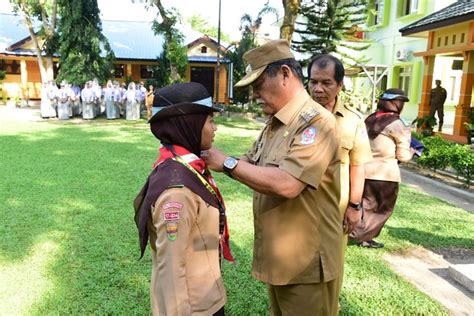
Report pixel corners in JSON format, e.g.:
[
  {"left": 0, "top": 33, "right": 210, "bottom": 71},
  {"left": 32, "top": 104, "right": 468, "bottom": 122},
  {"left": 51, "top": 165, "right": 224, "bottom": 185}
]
[{"left": 301, "top": 127, "right": 317, "bottom": 145}]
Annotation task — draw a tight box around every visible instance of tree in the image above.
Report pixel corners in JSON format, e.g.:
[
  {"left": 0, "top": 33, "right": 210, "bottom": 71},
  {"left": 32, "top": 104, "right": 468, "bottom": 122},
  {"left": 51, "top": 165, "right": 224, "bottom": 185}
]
[
  {"left": 226, "top": 3, "right": 278, "bottom": 104},
  {"left": 56, "top": 0, "right": 114, "bottom": 86},
  {"left": 293, "top": 0, "right": 370, "bottom": 67},
  {"left": 150, "top": 0, "right": 187, "bottom": 85},
  {"left": 187, "top": 15, "right": 231, "bottom": 43},
  {"left": 10, "top": 0, "right": 58, "bottom": 82},
  {"left": 280, "top": 0, "right": 301, "bottom": 42}
]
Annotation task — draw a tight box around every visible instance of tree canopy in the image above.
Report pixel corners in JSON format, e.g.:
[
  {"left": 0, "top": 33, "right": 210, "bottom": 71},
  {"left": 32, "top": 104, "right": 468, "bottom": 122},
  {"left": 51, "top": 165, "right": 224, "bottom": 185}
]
[
  {"left": 226, "top": 3, "right": 278, "bottom": 104},
  {"left": 293, "top": 0, "right": 370, "bottom": 66},
  {"left": 151, "top": 0, "right": 187, "bottom": 86},
  {"left": 56, "top": 0, "right": 114, "bottom": 86},
  {"left": 187, "top": 15, "right": 231, "bottom": 43},
  {"left": 10, "top": 0, "right": 59, "bottom": 82}
]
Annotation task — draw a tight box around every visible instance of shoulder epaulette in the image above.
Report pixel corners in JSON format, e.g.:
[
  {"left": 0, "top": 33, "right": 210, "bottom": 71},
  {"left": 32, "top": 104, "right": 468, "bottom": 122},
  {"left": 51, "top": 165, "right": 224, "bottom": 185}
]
[
  {"left": 300, "top": 107, "right": 320, "bottom": 123},
  {"left": 343, "top": 103, "right": 364, "bottom": 119}
]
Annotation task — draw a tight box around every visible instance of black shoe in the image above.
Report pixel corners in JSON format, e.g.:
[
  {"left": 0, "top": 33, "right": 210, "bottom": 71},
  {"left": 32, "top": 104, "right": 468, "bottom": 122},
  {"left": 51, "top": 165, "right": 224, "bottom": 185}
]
[{"left": 358, "top": 240, "right": 384, "bottom": 248}]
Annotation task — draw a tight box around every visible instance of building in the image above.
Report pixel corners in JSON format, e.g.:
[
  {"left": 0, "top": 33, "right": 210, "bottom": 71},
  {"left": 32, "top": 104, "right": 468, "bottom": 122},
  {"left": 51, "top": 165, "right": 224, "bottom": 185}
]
[
  {"left": 0, "top": 12, "right": 232, "bottom": 104},
  {"left": 400, "top": 0, "right": 474, "bottom": 143},
  {"left": 352, "top": 0, "right": 458, "bottom": 122}
]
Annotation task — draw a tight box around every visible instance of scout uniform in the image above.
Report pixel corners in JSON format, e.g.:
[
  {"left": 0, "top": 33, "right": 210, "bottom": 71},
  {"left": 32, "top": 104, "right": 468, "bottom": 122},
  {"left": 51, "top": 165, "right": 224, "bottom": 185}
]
[
  {"left": 134, "top": 82, "right": 229, "bottom": 316},
  {"left": 148, "top": 173, "right": 227, "bottom": 316},
  {"left": 246, "top": 89, "right": 342, "bottom": 313}
]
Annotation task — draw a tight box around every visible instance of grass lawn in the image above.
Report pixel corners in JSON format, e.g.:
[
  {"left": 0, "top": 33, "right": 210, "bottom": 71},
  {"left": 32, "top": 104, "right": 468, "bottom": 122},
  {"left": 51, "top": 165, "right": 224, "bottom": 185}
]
[{"left": 1, "top": 113, "right": 473, "bottom": 315}]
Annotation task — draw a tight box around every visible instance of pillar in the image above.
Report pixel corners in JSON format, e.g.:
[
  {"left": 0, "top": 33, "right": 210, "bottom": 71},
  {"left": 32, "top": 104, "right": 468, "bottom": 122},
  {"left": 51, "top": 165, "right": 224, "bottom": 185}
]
[
  {"left": 20, "top": 60, "right": 28, "bottom": 100},
  {"left": 453, "top": 50, "right": 474, "bottom": 138},
  {"left": 418, "top": 55, "right": 435, "bottom": 118}
]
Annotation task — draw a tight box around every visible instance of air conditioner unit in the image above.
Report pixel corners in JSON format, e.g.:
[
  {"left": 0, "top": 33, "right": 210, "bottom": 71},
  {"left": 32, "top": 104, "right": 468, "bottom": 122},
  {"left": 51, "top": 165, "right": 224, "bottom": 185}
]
[{"left": 396, "top": 49, "right": 409, "bottom": 61}]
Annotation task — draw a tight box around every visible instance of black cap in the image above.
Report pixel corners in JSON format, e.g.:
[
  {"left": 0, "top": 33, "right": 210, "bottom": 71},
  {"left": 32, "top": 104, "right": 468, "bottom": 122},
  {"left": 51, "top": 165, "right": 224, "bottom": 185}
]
[
  {"left": 149, "top": 82, "right": 219, "bottom": 123},
  {"left": 379, "top": 88, "right": 409, "bottom": 102}
]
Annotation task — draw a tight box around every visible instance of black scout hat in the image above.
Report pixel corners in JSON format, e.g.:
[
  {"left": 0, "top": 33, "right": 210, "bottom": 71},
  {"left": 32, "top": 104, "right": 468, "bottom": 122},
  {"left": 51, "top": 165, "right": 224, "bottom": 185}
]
[
  {"left": 379, "top": 88, "right": 409, "bottom": 102},
  {"left": 235, "top": 39, "right": 295, "bottom": 88},
  {"left": 148, "top": 82, "right": 219, "bottom": 123}
]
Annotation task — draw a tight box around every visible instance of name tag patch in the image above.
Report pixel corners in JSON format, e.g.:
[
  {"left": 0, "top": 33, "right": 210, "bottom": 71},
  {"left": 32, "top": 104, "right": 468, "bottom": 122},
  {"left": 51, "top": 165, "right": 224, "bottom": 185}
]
[
  {"left": 166, "top": 222, "right": 178, "bottom": 241},
  {"left": 163, "top": 202, "right": 183, "bottom": 210},
  {"left": 164, "top": 211, "right": 180, "bottom": 221},
  {"left": 301, "top": 127, "right": 317, "bottom": 145}
]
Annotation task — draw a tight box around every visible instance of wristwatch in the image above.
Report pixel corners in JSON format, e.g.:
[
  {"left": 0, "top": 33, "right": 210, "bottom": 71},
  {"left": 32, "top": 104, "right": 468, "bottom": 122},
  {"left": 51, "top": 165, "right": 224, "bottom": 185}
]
[
  {"left": 223, "top": 156, "right": 239, "bottom": 177},
  {"left": 348, "top": 201, "right": 362, "bottom": 211}
]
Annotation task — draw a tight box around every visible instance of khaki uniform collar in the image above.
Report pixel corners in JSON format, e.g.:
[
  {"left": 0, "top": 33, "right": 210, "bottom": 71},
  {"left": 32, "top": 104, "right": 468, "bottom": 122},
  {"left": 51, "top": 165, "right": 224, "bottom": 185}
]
[
  {"left": 275, "top": 88, "right": 310, "bottom": 125},
  {"left": 333, "top": 96, "right": 345, "bottom": 117}
]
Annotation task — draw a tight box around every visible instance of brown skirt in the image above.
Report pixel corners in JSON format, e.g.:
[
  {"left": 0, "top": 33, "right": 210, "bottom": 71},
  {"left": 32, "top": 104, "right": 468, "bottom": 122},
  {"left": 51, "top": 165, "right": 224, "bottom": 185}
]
[{"left": 349, "top": 179, "right": 399, "bottom": 242}]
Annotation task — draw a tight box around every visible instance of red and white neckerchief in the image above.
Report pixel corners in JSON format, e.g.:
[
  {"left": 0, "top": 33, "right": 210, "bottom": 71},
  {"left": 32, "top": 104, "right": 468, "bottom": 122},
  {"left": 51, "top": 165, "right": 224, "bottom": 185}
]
[{"left": 152, "top": 145, "right": 235, "bottom": 263}]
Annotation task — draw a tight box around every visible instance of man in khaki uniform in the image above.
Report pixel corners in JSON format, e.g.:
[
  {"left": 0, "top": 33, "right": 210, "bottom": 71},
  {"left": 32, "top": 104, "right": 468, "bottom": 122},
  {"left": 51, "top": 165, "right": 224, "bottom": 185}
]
[
  {"left": 429, "top": 79, "right": 447, "bottom": 132},
  {"left": 203, "top": 40, "right": 342, "bottom": 315},
  {"left": 307, "top": 54, "right": 372, "bottom": 301}
]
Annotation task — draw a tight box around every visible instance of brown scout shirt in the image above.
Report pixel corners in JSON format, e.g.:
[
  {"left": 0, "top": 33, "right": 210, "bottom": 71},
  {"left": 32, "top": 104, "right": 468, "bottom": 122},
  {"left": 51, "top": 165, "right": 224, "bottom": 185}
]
[
  {"left": 364, "top": 119, "right": 412, "bottom": 183},
  {"left": 245, "top": 89, "right": 342, "bottom": 286},
  {"left": 333, "top": 98, "right": 372, "bottom": 214},
  {"left": 148, "top": 187, "right": 226, "bottom": 316}
]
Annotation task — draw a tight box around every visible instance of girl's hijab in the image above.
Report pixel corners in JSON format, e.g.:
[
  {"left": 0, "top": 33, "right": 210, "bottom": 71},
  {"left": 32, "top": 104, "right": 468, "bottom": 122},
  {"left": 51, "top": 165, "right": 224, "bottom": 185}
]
[
  {"left": 365, "top": 90, "right": 406, "bottom": 140},
  {"left": 150, "top": 113, "right": 208, "bottom": 156}
]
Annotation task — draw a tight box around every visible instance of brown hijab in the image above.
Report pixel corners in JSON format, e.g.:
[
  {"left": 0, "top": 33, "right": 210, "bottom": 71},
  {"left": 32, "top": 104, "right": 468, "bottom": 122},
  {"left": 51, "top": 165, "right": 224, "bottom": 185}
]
[{"left": 365, "top": 88, "right": 407, "bottom": 139}]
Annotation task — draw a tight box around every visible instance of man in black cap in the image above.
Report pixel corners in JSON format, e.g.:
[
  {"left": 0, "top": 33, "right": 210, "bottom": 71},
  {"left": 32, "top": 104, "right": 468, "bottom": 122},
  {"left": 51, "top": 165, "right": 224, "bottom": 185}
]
[
  {"left": 429, "top": 79, "right": 447, "bottom": 132},
  {"left": 203, "top": 39, "right": 342, "bottom": 316}
]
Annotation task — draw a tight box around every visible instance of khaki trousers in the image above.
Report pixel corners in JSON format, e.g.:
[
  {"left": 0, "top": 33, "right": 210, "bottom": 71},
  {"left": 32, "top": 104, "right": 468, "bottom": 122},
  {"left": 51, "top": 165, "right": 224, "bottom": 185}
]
[{"left": 268, "top": 280, "right": 339, "bottom": 316}]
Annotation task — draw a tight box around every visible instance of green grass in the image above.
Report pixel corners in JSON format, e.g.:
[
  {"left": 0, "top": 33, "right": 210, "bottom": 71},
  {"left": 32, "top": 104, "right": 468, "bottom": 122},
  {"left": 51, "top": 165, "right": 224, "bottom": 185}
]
[{"left": 1, "top": 113, "right": 473, "bottom": 315}]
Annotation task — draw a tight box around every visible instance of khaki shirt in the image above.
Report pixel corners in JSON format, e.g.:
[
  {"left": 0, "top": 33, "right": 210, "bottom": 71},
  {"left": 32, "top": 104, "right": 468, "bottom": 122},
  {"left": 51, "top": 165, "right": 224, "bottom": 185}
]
[
  {"left": 333, "top": 99, "right": 372, "bottom": 214},
  {"left": 148, "top": 187, "right": 226, "bottom": 316},
  {"left": 245, "top": 89, "right": 342, "bottom": 285},
  {"left": 365, "top": 119, "right": 412, "bottom": 182}
]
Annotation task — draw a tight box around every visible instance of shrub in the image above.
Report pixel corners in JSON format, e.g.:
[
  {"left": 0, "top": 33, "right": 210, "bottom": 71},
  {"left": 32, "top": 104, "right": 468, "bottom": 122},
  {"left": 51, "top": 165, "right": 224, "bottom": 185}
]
[
  {"left": 417, "top": 136, "right": 451, "bottom": 172},
  {"left": 449, "top": 144, "right": 474, "bottom": 185}
]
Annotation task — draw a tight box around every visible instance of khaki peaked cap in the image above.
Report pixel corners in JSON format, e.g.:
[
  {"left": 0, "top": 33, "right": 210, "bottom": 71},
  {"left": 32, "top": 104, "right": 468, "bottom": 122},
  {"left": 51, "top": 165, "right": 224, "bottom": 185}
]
[{"left": 235, "top": 39, "right": 295, "bottom": 87}]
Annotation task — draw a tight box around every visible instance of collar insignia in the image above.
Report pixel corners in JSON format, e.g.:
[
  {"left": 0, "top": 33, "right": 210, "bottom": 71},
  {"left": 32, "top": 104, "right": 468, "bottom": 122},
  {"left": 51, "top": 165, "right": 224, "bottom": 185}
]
[{"left": 300, "top": 108, "right": 320, "bottom": 123}]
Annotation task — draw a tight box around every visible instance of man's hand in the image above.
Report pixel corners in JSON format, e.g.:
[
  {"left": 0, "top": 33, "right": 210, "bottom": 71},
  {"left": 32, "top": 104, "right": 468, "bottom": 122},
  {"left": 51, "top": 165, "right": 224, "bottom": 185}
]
[
  {"left": 201, "top": 148, "right": 227, "bottom": 172},
  {"left": 343, "top": 206, "right": 362, "bottom": 234}
]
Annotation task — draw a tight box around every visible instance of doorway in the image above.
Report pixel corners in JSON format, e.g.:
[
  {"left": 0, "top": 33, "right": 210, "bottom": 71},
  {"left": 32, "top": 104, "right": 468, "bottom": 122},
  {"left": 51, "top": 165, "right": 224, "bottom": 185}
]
[{"left": 190, "top": 66, "right": 215, "bottom": 98}]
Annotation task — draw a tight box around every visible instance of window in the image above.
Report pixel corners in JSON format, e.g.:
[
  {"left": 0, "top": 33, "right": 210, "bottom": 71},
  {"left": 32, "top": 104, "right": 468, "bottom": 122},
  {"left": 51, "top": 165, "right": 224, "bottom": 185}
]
[
  {"left": 452, "top": 35, "right": 456, "bottom": 45},
  {"left": 399, "top": 0, "right": 418, "bottom": 17},
  {"left": 201, "top": 46, "right": 208, "bottom": 54},
  {"left": 461, "top": 33, "right": 465, "bottom": 43},
  {"left": 140, "top": 65, "right": 154, "bottom": 79},
  {"left": 114, "top": 64, "right": 125, "bottom": 78},
  {"left": 374, "top": 0, "right": 384, "bottom": 25},
  {"left": 437, "top": 37, "right": 441, "bottom": 47},
  {"left": 398, "top": 66, "right": 412, "bottom": 97},
  {"left": 0, "top": 59, "right": 21, "bottom": 74},
  {"left": 444, "top": 36, "right": 448, "bottom": 46}
]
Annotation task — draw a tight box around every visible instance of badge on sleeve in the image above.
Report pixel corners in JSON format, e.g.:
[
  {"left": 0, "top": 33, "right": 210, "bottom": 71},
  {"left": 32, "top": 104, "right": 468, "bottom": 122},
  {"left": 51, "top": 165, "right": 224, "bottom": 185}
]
[
  {"left": 301, "top": 127, "right": 317, "bottom": 145},
  {"left": 166, "top": 222, "right": 178, "bottom": 241}
]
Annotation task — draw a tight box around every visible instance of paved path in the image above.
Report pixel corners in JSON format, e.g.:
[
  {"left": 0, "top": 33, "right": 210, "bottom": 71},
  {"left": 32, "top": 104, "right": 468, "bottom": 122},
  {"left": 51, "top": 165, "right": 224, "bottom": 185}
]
[{"left": 400, "top": 167, "right": 474, "bottom": 213}]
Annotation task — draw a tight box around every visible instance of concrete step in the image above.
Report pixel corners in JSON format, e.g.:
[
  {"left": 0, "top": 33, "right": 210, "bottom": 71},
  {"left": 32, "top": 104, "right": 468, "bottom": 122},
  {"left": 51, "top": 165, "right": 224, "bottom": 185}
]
[{"left": 449, "top": 264, "right": 474, "bottom": 292}]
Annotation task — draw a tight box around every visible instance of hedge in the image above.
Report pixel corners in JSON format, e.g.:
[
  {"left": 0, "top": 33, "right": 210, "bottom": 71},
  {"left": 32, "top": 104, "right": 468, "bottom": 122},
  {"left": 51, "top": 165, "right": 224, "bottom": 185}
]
[{"left": 413, "top": 133, "right": 474, "bottom": 186}]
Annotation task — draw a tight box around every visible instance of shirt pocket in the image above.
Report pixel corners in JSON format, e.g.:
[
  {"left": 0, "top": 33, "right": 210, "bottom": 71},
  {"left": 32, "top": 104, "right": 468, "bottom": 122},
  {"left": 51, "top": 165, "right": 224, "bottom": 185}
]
[{"left": 340, "top": 139, "right": 353, "bottom": 164}]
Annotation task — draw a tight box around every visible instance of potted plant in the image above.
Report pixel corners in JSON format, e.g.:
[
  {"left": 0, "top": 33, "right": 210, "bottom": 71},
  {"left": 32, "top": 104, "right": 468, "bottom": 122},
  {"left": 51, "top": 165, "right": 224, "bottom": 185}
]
[{"left": 412, "top": 115, "right": 437, "bottom": 137}]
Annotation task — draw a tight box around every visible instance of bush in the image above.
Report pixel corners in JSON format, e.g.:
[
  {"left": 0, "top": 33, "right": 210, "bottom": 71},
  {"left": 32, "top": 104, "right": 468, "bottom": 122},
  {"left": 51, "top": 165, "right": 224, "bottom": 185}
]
[
  {"left": 417, "top": 136, "right": 451, "bottom": 172},
  {"left": 416, "top": 135, "right": 474, "bottom": 185},
  {"left": 449, "top": 144, "right": 474, "bottom": 185}
]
